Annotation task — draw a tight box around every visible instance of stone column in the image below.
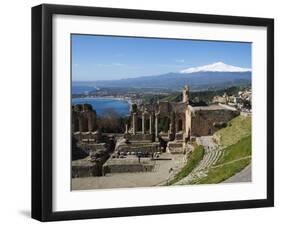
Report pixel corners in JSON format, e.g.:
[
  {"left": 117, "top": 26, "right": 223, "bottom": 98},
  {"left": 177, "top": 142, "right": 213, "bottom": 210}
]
[
  {"left": 78, "top": 117, "right": 84, "bottom": 132},
  {"left": 149, "top": 114, "right": 152, "bottom": 134},
  {"left": 125, "top": 124, "right": 128, "bottom": 134},
  {"left": 168, "top": 122, "right": 173, "bottom": 141},
  {"left": 175, "top": 119, "right": 178, "bottom": 132},
  {"left": 142, "top": 113, "right": 145, "bottom": 134},
  {"left": 74, "top": 119, "right": 79, "bottom": 132},
  {"left": 88, "top": 114, "right": 93, "bottom": 132},
  {"left": 155, "top": 113, "right": 159, "bottom": 141},
  {"left": 171, "top": 113, "right": 175, "bottom": 133},
  {"left": 132, "top": 113, "right": 136, "bottom": 135},
  {"left": 72, "top": 114, "right": 79, "bottom": 132}
]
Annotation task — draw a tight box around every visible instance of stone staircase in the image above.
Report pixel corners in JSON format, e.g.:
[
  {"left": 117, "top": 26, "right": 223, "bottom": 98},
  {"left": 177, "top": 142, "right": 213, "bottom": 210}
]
[
  {"left": 167, "top": 141, "right": 183, "bottom": 154},
  {"left": 115, "top": 138, "right": 160, "bottom": 154},
  {"left": 175, "top": 136, "right": 223, "bottom": 185}
]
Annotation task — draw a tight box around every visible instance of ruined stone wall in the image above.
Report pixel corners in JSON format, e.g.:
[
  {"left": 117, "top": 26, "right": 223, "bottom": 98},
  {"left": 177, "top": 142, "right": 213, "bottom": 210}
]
[
  {"left": 115, "top": 142, "right": 159, "bottom": 154},
  {"left": 127, "top": 133, "right": 154, "bottom": 141},
  {"left": 73, "top": 131, "right": 102, "bottom": 143},
  {"left": 72, "top": 160, "right": 102, "bottom": 177},
  {"left": 103, "top": 160, "right": 155, "bottom": 174},
  {"left": 158, "top": 101, "right": 172, "bottom": 116},
  {"left": 190, "top": 109, "right": 239, "bottom": 136},
  {"left": 128, "top": 86, "right": 242, "bottom": 142},
  {"left": 72, "top": 104, "right": 97, "bottom": 132}
]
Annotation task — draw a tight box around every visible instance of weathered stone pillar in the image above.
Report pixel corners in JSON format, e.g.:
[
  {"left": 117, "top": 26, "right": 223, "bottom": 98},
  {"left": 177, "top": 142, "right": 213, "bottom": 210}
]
[
  {"left": 182, "top": 85, "right": 189, "bottom": 103},
  {"left": 87, "top": 112, "right": 96, "bottom": 132},
  {"left": 149, "top": 114, "right": 152, "bottom": 134},
  {"left": 78, "top": 117, "right": 84, "bottom": 132},
  {"left": 72, "top": 112, "right": 79, "bottom": 132},
  {"left": 171, "top": 113, "right": 175, "bottom": 133},
  {"left": 132, "top": 113, "right": 136, "bottom": 135},
  {"left": 74, "top": 119, "right": 79, "bottom": 132},
  {"left": 155, "top": 113, "right": 159, "bottom": 141},
  {"left": 142, "top": 113, "right": 145, "bottom": 134},
  {"left": 169, "top": 122, "right": 173, "bottom": 133},
  {"left": 175, "top": 118, "right": 178, "bottom": 133}
]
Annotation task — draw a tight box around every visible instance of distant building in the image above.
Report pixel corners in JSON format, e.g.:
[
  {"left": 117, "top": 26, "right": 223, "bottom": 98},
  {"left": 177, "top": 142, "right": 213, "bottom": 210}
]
[{"left": 212, "top": 89, "right": 252, "bottom": 112}]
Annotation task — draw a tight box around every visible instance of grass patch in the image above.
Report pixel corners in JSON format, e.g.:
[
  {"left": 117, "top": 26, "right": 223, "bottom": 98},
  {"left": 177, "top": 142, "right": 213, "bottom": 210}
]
[
  {"left": 216, "top": 135, "right": 251, "bottom": 165},
  {"left": 214, "top": 115, "right": 251, "bottom": 147},
  {"left": 194, "top": 158, "right": 251, "bottom": 184},
  {"left": 194, "top": 135, "right": 252, "bottom": 184},
  {"left": 161, "top": 93, "right": 181, "bottom": 102},
  {"left": 168, "top": 145, "right": 204, "bottom": 185}
]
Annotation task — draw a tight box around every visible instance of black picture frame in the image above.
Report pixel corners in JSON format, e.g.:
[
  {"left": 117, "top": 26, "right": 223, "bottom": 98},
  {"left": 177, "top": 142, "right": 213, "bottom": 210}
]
[{"left": 32, "top": 4, "right": 274, "bottom": 222}]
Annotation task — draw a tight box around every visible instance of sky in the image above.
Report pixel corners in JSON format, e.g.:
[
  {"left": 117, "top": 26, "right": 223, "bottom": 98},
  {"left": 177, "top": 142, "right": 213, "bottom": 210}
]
[{"left": 72, "top": 34, "right": 251, "bottom": 81}]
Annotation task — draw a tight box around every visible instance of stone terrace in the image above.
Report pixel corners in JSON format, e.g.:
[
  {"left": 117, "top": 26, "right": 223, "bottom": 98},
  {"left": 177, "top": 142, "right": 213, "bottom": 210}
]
[{"left": 72, "top": 153, "right": 186, "bottom": 190}]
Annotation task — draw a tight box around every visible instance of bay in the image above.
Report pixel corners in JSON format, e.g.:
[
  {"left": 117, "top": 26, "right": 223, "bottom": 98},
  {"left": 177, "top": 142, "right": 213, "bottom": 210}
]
[{"left": 72, "top": 97, "right": 130, "bottom": 116}]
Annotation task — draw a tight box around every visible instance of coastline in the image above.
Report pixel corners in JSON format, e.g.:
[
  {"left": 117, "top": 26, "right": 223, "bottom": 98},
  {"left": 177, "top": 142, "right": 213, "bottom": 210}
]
[
  {"left": 72, "top": 96, "right": 133, "bottom": 105},
  {"left": 72, "top": 96, "right": 133, "bottom": 115}
]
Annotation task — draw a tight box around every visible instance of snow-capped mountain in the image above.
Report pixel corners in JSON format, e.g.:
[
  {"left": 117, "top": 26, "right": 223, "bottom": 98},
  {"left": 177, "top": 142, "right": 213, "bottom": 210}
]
[
  {"left": 84, "top": 61, "right": 251, "bottom": 90},
  {"left": 180, "top": 62, "right": 251, "bottom": 74}
]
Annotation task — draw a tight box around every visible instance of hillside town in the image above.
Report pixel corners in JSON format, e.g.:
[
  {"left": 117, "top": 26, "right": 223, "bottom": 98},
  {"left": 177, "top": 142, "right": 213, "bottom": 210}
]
[{"left": 212, "top": 89, "right": 252, "bottom": 113}]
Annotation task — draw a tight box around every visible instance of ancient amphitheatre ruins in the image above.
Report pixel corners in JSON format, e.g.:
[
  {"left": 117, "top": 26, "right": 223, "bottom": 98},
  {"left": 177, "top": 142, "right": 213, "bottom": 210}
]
[{"left": 71, "top": 84, "right": 251, "bottom": 190}]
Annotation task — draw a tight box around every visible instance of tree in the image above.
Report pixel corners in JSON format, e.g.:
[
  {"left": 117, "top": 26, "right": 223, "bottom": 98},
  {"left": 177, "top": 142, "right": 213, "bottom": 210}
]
[{"left": 98, "top": 108, "right": 129, "bottom": 133}]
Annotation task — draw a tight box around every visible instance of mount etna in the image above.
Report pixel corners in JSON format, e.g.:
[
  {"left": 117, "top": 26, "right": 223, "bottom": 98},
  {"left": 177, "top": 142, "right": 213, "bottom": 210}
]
[{"left": 74, "top": 62, "right": 251, "bottom": 91}]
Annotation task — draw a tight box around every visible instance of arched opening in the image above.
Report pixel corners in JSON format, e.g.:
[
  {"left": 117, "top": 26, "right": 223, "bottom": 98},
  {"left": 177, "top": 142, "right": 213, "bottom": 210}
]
[
  {"left": 178, "top": 119, "right": 183, "bottom": 132},
  {"left": 145, "top": 118, "right": 150, "bottom": 133},
  {"left": 137, "top": 117, "right": 142, "bottom": 131},
  {"left": 159, "top": 116, "right": 170, "bottom": 133}
]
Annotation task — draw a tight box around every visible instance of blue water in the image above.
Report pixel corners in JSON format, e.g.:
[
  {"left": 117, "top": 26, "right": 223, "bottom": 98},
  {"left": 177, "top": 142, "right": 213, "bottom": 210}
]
[
  {"left": 72, "top": 86, "right": 97, "bottom": 94},
  {"left": 72, "top": 98, "right": 130, "bottom": 116}
]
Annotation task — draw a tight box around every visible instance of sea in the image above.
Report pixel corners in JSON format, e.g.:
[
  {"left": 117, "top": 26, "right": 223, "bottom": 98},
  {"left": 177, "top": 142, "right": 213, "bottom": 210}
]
[
  {"left": 72, "top": 85, "right": 130, "bottom": 116},
  {"left": 72, "top": 98, "right": 130, "bottom": 116}
]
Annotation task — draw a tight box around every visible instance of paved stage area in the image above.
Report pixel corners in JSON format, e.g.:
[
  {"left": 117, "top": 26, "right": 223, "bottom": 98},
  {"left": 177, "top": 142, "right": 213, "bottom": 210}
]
[{"left": 72, "top": 153, "right": 185, "bottom": 190}]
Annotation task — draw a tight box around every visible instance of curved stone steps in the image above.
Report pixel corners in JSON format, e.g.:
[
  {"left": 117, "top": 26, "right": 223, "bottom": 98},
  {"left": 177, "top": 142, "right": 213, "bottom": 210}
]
[
  {"left": 176, "top": 149, "right": 223, "bottom": 185},
  {"left": 195, "top": 149, "right": 217, "bottom": 172},
  {"left": 175, "top": 136, "right": 224, "bottom": 185}
]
